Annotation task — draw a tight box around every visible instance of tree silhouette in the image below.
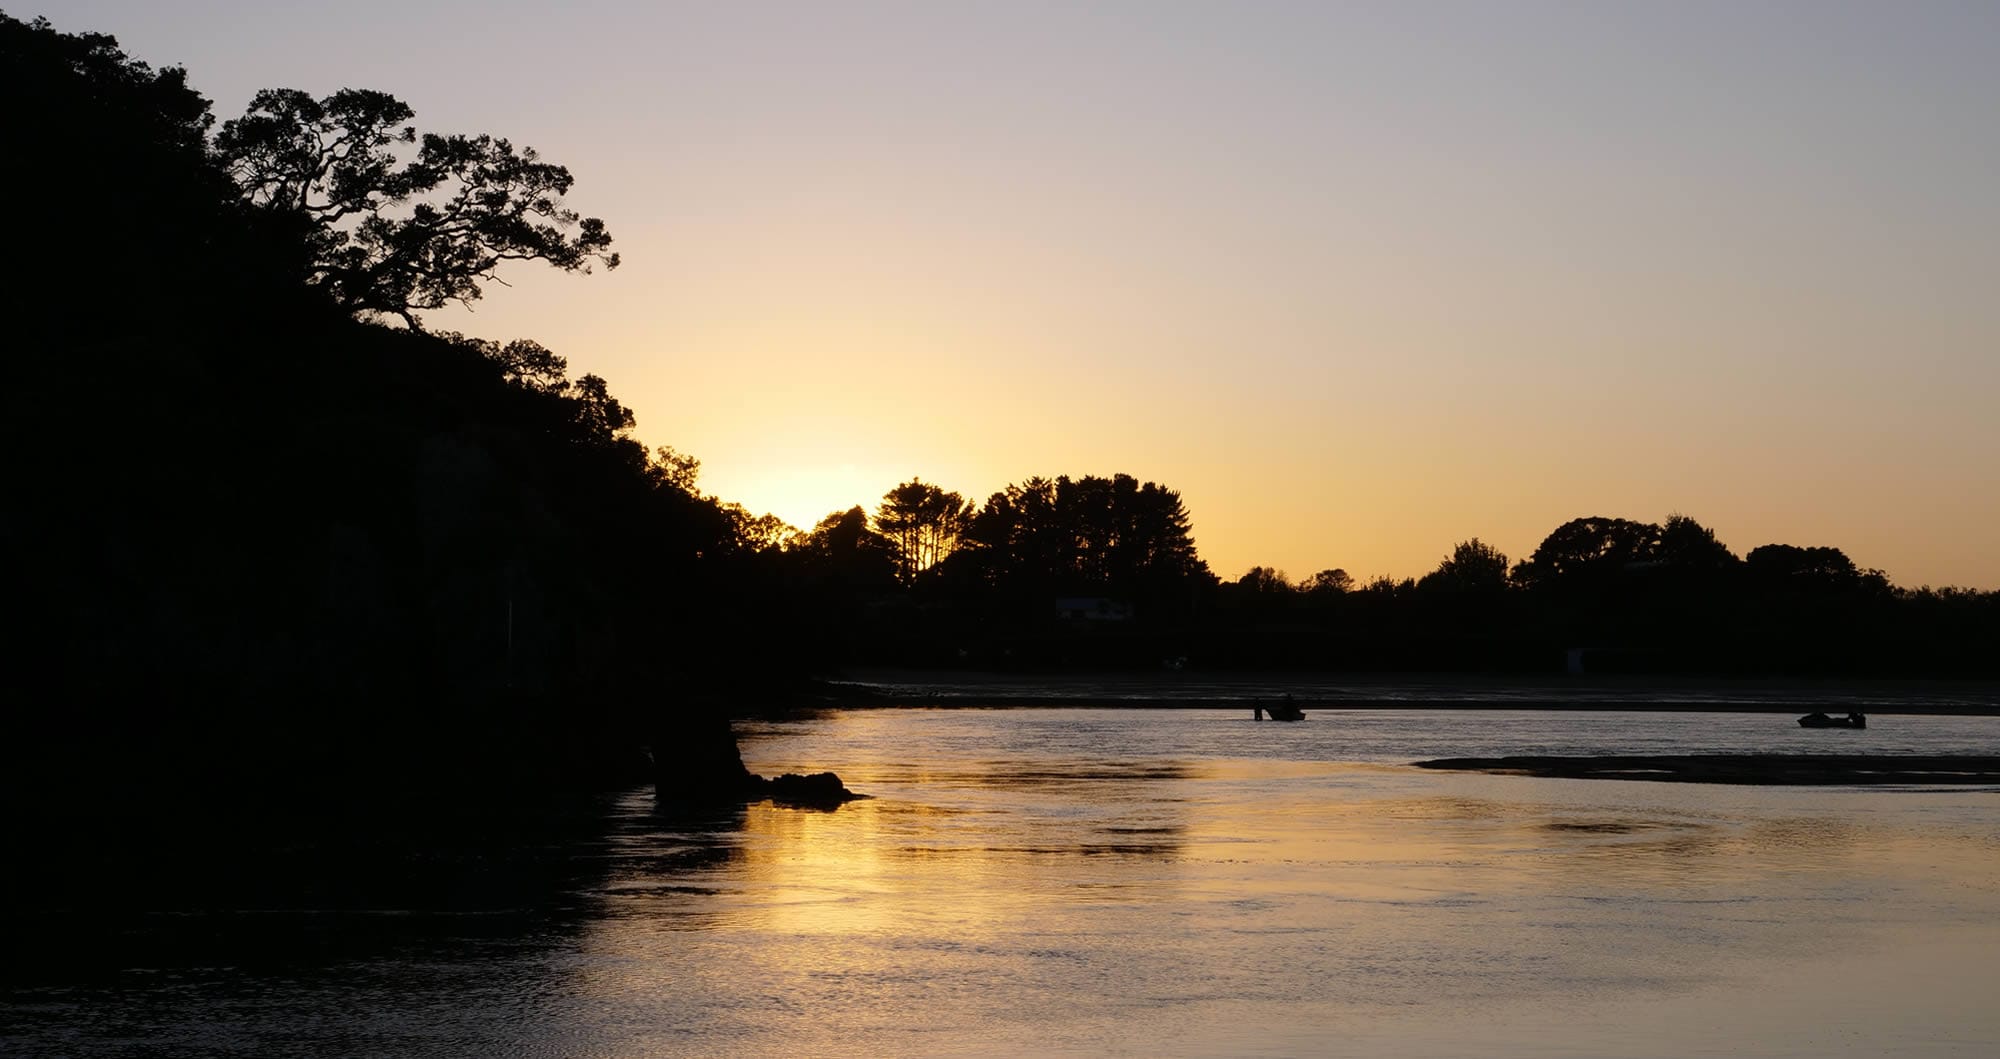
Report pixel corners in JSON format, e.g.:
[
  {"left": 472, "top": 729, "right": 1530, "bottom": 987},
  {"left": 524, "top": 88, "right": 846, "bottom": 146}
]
[
  {"left": 566, "top": 373, "right": 636, "bottom": 444},
  {"left": 799, "top": 506, "right": 899, "bottom": 589},
  {"left": 1658, "top": 513, "right": 1738, "bottom": 573},
  {"left": 215, "top": 88, "right": 618, "bottom": 330},
  {"left": 725, "top": 508, "right": 800, "bottom": 554},
  {"left": 1303, "top": 568, "right": 1355, "bottom": 595},
  {"left": 647, "top": 445, "right": 704, "bottom": 494},
  {"left": 957, "top": 474, "right": 1209, "bottom": 606},
  {"left": 1420, "top": 538, "right": 1510, "bottom": 593},
  {"left": 442, "top": 333, "right": 571, "bottom": 394},
  {"left": 1744, "top": 543, "right": 1873, "bottom": 590},
  {"left": 1235, "top": 567, "right": 1295, "bottom": 594},
  {"left": 1511, "top": 516, "right": 1663, "bottom": 590},
  {"left": 875, "top": 479, "right": 972, "bottom": 583}
]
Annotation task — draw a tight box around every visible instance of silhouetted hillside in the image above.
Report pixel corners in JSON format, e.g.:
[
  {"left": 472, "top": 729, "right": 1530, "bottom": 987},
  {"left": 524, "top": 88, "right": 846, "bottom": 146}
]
[{"left": 3, "top": 15, "right": 778, "bottom": 826}]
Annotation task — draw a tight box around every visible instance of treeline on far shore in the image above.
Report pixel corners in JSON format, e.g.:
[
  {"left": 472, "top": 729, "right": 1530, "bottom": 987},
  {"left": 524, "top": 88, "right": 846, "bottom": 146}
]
[
  {"left": 1194, "top": 527, "right": 1997, "bottom": 678},
  {"left": 766, "top": 498, "right": 2000, "bottom": 679}
]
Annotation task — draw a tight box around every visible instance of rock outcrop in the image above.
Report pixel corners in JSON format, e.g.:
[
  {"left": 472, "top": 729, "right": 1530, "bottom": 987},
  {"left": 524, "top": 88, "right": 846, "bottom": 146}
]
[
  {"left": 652, "top": 712, "right": 861, "bottom": 808},
  {"left": 762, "top": 770, "right": 862, "bottom": 808}
]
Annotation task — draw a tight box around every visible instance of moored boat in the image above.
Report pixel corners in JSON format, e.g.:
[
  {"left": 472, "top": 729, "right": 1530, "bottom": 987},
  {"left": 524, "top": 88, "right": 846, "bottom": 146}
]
[
  {"left": 1256, "top": 697, "right": 1306, "bottom": 722},
  {"left": 1798, "top": 711, "right": 1866, "bottom": 729}
]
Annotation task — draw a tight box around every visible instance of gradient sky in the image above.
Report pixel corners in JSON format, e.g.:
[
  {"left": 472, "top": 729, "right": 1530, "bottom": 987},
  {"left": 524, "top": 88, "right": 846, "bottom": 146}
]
[{"left": 43, "top": 1, "right": 2000, "bottom": 587}]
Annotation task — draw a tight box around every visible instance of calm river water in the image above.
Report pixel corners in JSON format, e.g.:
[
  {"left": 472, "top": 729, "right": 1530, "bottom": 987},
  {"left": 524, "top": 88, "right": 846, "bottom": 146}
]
[{"left": 8, "top": 709, "right": 2000, "bottom": 1057}]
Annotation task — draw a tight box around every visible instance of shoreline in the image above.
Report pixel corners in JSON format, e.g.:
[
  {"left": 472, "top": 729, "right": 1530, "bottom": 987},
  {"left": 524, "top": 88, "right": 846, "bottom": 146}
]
[{"left": 810, "top": 671, "right": 2000, "bottom": 714}]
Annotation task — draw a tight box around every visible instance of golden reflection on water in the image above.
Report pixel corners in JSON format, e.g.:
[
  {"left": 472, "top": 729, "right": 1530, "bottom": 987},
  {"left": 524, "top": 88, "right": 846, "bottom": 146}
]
[
  {"left": 570, "top": 712, "right": 2000, "bottom": 1057},
  {"left": 731, "top": 798, "right": 1041, "bottom": 941}
]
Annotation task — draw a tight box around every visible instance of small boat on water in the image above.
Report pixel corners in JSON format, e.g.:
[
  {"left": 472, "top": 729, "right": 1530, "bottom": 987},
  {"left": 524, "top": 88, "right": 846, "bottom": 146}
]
[
  {"left": 1256, "top": 698, "right": 1306, "bottom": 722},
  {"left": 1798, "top": 711, "right": 1866, "bottom": 729}
]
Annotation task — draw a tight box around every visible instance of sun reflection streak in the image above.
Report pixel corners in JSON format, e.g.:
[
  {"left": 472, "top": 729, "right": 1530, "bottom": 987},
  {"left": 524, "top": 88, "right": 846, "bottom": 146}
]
[{"left": 551, "top": 711, "right": 2000, "bottom": 1058}]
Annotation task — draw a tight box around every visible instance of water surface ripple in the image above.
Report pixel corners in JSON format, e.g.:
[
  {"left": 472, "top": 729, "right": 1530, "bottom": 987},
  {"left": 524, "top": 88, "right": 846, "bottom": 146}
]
[{"left": 7, "top": 709, "right": 1998, "bottom": 1057}]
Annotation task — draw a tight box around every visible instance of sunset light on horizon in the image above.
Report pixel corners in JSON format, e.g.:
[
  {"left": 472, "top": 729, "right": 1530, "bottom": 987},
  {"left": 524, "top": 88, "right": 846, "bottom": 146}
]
[{"left": 46, "top": 0, "right": 2000, "bottom": 588}]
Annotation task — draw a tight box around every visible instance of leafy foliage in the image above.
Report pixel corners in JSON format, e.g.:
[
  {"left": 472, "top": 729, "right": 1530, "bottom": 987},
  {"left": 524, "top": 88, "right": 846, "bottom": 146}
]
[
  {"left": 955, "top": 474, "right": 1210, "bottom": 609},
  {"left": 1303, "top": 569, "right": 1355, "bottom": 595},
  {"left": 875, "top": 479, "right": 973, "bottom": 583},
  {"left": 1744, "top": 543, "right": 1882, "bottom": 592},
  {"left": 798, "top": 507, "right": 900, "bottom": 590},
  {"left": 648, "top": 445, "right": 703, "bottom": 494},
  {"left": 1420, "top": 538, "right": 1510, "bottom": 593},
  {"left": 215, "top": 88, "right": 618, "bottom": 329},
  {"left": 1658, "top": 513, "right": 1738, "bottom": 573},
  {"left": 1510, "top": 516, "right": 1664, "bottom": 590},
  {"left": 440, "top": 332, "right": 570, "bottom": 393},
  {"left": 1236, "top": 567, "right": 1295, "bottom": 595}
]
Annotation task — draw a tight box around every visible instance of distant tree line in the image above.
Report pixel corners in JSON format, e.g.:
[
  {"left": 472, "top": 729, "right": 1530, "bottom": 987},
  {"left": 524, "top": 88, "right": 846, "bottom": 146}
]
[
  {"left": 1196, "top": 516, "right": 1998, "bottom": 676},
  {"left": 702, "top": 465, "right": 1997, "bottom": 675}
]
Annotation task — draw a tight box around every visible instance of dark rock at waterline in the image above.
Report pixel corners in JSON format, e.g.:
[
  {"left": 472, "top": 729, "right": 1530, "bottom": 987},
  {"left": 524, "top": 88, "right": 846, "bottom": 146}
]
[
  {"left": 763, "top": 771, "right": 863, "bottom": 808},
  {"left": 651, "top": 711, "right": 862, "bottom": 807}
]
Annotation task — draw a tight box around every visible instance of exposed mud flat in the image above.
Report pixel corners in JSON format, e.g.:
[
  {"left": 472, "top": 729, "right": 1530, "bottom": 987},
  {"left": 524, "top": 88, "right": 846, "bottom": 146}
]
[{"left": 1412, "top": 754, "right": 2000, "bottom": 785}]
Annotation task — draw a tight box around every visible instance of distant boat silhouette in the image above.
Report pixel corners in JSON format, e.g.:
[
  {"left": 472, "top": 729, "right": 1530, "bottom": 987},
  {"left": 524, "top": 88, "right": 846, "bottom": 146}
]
[
  {"left": 1255, "top": 697, "right": 1306, "bottom": 722},
  {"left": 1798, "top": 711, "right": 1866, "bottom": 729}
]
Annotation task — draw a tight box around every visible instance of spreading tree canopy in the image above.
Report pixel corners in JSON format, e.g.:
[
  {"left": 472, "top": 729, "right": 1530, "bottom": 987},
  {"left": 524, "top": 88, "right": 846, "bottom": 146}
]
[
  {"left": 215, "top": 88, "right": 619, "bottom": 329},
  {"left": 1510, "top": 516, "right": 1664, "bottom": 590}
]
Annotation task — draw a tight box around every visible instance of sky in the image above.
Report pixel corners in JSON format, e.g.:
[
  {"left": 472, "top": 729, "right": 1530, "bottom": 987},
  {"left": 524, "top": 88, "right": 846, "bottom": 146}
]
[{"left": 40, "top": 1, "right": 2000, "bottom": 588}]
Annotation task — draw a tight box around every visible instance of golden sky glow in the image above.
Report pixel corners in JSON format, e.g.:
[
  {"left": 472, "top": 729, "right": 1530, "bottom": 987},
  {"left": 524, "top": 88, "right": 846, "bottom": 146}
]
[{"left": 56, "top": 1, "right": 2000, "bottom": 587}]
